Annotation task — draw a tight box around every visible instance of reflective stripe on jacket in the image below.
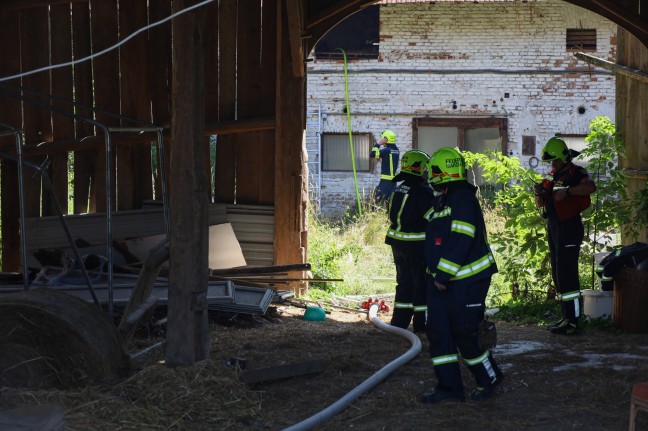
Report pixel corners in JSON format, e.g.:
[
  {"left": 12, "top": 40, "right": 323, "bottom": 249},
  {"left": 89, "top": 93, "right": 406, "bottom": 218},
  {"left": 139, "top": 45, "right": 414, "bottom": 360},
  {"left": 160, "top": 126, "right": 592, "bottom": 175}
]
[{"left": 424, "top": 182, "right": 497, "bottom": 283}]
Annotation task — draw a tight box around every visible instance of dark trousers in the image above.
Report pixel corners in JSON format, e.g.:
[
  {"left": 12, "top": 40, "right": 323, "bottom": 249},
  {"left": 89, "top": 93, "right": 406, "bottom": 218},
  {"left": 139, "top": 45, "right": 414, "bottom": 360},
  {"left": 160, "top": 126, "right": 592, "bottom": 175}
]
[
  {"left": 391, "top": 244, "right": 427, "bottom": 331},
  {"left": 374, "top": 180, "right": 396, "bottom": 205},
  {"left": 426, "top": 276, "right": 500, "bottom": 391},
  {"left": 547, "top": 216, "right": 584, "bottom": 322}
]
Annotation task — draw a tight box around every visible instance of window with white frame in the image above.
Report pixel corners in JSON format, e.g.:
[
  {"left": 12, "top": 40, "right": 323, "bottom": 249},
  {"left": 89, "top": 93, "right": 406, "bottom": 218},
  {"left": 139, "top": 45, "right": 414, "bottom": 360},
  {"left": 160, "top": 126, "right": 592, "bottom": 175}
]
[{"left": 322, "top": 133, "right": 373, "bottom": 172}]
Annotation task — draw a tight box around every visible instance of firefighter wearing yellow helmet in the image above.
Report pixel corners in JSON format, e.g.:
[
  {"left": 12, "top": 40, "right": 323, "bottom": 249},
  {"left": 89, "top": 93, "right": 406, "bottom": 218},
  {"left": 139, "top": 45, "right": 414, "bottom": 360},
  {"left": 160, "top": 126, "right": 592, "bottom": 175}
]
[
  {"left": 420, "top": 147, "right": 503, "bottom": 404},
  {"left": 386, "top": 150, "right": 436, "bottom": 332},
  {"left": 370, "top": 129, "right": 400, "bottom": 204},
  {"left": 534, "top": 137, "right": 596, "bottom": 336}
]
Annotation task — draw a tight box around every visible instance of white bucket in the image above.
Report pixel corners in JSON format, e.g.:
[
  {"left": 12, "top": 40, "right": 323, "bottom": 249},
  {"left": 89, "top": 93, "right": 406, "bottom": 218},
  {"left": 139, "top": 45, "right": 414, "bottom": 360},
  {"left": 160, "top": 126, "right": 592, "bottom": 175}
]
[{"left": 582, "top": 289, "right": 613, "bottom": 319}]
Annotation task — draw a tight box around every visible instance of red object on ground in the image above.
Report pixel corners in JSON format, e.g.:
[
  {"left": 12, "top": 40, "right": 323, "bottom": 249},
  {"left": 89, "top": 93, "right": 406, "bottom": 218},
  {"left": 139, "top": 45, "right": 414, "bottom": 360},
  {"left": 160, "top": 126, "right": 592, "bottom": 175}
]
[{"left": 361, "top": 298, "right": 390, "bottom": 312}]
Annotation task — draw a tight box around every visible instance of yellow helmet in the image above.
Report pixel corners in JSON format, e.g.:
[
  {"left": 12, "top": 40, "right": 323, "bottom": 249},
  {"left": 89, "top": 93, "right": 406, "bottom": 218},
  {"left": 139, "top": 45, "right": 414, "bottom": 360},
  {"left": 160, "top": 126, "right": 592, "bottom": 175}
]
[
  {"left": 542, "top": 137, "right": 569, "bottom": 162},
  {"left": 399, "top": 150, "right": 430, "bottom": 176},
  {"left": 426, "top": 147, "right": 467, "bottom": 185},
  {"left": 381, "top": 130, "right": 397, "bottom": 144}
]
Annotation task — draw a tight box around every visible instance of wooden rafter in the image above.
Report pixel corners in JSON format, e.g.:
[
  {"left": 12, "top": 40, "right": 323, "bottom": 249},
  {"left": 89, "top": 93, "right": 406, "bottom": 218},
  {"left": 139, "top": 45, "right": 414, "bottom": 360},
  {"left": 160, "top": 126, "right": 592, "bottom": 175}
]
[{"left": 575, "top": 52, "right": 648, "bottom": 85}]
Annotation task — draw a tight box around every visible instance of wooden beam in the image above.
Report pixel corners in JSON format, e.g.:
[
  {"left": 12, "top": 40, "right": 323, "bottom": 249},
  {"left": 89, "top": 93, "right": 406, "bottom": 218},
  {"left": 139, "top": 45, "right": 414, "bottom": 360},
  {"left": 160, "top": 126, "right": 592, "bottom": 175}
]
[
  {"left": 285, "top": 0, "right": 304, "bottom": 78},
  {"left": 275, "top": 0, "right": 307, "bottom": 293},
  {"left": 0, "top": 117, "right": 276, "bottom": 158},
  {"left": 167, "top": 0, "right": 210, "bottom": 366},
  {"left": 574, "top": 52, "right": 648, "bottom": 85}
]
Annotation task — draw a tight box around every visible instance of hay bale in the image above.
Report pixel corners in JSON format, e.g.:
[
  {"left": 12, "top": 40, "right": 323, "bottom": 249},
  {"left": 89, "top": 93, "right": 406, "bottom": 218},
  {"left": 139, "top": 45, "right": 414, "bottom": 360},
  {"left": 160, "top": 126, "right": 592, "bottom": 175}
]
[{"left": 0, "top": 288, "right": 129, "bottom": 389}]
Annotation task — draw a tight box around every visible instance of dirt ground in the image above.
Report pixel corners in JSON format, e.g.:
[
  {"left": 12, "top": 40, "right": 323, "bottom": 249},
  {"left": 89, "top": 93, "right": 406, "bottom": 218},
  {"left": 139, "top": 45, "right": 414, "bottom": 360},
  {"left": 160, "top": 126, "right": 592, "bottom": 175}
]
[{"left": 2, "top": 301, "right": 648, "bottom": 431}]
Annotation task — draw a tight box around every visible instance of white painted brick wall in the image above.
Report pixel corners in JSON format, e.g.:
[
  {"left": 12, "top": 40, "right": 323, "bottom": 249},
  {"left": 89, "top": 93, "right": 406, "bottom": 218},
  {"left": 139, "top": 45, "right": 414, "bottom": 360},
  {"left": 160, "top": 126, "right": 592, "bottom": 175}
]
[{"left": 306, "top": 0, "right": 616, "bottom": 217}]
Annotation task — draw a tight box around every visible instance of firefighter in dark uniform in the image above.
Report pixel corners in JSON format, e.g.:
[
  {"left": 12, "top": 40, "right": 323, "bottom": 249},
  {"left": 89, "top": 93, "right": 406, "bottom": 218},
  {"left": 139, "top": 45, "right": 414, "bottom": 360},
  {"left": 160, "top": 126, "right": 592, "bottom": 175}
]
[
  {"left": 370, "top": 129, "right": 400, "bottom": 204},
  {"left": 534, "top": 137, "right": 596, "bottom": 335},
  {"left": 386, "top": 150, "right": 436, "bottom": 332},
  {"left": 421, "top": 147, "right": 503, "bottom": 404}
]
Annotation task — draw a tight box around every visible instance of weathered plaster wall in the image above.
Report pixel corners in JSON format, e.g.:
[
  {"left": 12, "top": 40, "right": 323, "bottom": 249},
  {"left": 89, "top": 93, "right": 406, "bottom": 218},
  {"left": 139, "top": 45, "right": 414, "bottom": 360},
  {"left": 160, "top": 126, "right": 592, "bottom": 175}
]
[{"left": 306, "top": 0, "right": 617, "bottom": 217}]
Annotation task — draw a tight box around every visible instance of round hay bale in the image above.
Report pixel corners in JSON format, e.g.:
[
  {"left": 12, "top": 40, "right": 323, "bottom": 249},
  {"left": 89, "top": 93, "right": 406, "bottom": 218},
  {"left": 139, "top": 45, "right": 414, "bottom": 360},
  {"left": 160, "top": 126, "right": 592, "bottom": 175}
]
[{"left": 0, "top": 287, "right": 129, "bottom": 389}]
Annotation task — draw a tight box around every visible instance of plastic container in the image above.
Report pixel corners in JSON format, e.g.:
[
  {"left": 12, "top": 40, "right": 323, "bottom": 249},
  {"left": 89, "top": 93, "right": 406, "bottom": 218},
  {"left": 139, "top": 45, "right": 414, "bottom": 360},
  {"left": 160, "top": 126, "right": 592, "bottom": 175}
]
[{"left": 581, "top": 289, "right": 613, "bottom": 319}]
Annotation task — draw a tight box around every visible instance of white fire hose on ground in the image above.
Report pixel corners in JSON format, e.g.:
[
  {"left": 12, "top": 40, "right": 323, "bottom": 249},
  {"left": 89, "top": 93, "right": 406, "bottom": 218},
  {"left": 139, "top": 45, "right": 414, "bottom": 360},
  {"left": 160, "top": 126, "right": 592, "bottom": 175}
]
[{"left": 282, "top": 303, "right": 423, "bottom": 431}]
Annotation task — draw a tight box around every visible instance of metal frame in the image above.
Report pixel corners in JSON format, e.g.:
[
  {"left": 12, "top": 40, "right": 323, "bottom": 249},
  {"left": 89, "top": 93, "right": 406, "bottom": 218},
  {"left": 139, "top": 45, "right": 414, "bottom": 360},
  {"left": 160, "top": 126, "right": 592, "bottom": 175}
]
[{"left": 0, "top": 84, "right": 169, "bottom": 317}]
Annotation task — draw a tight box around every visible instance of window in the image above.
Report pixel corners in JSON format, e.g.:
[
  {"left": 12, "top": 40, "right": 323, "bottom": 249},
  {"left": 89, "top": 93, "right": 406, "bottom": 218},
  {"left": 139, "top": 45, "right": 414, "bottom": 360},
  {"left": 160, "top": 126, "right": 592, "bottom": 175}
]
[
  {"left": 322, "top": 133, "right": 373, "bottom": 172},
  {"left": 314, "top": 6, "right": 379, "bottom": 60},
  {"left": 522, "top": 136, "right": 536, "bottom": 156},
  {"left": 413, "top": 117, "right": 508, "bottom": 186},
  {"left": 567, "top": 29, "right": 597, "bottom": 51}
]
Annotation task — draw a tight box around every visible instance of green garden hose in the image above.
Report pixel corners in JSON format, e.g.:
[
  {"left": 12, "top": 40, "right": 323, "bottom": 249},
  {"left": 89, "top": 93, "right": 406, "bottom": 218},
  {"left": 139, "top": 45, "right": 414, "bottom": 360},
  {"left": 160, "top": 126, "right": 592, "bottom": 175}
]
[{"left": 337, "top": 48, "right": 363, "bottom": 216}]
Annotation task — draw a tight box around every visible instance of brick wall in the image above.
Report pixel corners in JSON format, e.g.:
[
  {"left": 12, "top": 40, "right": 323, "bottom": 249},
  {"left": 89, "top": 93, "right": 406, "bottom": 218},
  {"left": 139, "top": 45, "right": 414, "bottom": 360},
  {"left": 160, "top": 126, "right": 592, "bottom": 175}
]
[{"left": 306, "top": 0, "right": 616, "bottom": 217}]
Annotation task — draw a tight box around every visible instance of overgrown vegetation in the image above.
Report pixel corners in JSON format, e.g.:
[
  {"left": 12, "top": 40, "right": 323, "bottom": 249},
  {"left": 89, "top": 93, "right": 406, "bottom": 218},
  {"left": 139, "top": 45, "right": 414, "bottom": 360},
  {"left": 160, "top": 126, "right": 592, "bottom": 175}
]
[{"left": 307, "top": 117, "right": 647, "bottom": 323}]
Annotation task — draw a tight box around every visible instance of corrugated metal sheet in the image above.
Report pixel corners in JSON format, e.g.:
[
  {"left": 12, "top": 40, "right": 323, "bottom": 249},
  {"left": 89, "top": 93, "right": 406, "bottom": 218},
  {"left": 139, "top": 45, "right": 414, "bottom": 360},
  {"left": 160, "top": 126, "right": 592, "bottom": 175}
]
[{"left": 226, "top": 204, "right": 274, "bottom": 266}]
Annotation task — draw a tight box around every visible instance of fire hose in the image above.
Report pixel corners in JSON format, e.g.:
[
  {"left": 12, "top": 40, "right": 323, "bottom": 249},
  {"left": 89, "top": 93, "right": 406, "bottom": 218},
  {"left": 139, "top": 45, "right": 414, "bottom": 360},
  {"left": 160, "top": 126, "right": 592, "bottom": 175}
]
[{"left": 282, "top": 303, "right": 422, "bottom": 431}]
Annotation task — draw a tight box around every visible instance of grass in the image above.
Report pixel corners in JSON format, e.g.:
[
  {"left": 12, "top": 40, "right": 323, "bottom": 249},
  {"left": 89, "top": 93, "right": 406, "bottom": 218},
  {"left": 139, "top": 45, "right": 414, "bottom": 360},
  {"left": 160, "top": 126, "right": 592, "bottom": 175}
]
[{"left": 306, "top": 203, "right": 609, "bottom": 325}]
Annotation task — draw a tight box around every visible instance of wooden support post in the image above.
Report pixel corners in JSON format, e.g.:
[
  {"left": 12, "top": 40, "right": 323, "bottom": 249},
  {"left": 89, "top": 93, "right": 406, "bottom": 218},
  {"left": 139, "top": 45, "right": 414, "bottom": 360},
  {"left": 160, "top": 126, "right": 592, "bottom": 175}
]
[
  {"left": 616, "top": 29, "right": 648, "bottom": 243},
  {"left": 167, "top": 0, "right": 210, "bottom": 366},
  {"left": 275, "top": 0, "right": 308, "bottom": 294}
]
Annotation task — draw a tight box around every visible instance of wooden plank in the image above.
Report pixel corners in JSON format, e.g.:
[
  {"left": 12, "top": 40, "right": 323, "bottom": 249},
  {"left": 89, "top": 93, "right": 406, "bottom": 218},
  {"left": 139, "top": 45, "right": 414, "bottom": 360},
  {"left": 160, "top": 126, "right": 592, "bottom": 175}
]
[
  {"left": 275, "top": 0, "right": 307, "bottom": 275},
  {"left": 616, "top": 28, "right": 648, "bottom": 243},
  {"left": 148, "top": 1, "right": 172, "bottom": 201},
  {"left": 235, "top": 1, "right": 263, "bottom": 204},
  {"left": 575, "top": 52, "right": 648, "bottom": 85},
  {"left": 47, "top": 4, "right": 75, "bottom": 216},
  {"left": 71, "top": 1, "right": 97, "bottom": 213},
  {"left": 285, "top": 0, "right": 304, "bottom": 78},
  {"left": 218, "top": 0, "right": 236, "bottom": 123},
  {"left": 90, "top": 0, "right": 120, "bottom": 213},
  {"left": 258, "top": 129, "right": 276, "bottom": 204},
  {"left": 239, "top": 359, "right": 326, "bottom": 385},
  {"left": 119, "top": 0, "right": 153, "bottom": 210},
  {"left": 258, "top": 3, "right": 277, "bottom": 204},
  {"left": 203, "top": 0, "right": 219, "bottom": 125},
  {"left": 213, "top": 0, "right": 237, "bottom": 203},
  {"left": 167, "top": 0, "right": 209, "bottom": 365},
  {"left": 20, "top": 7, "right": 51, "bottom": 218},
  {"left": 0, "top": 9, "right": 23, "bottom": 271}
]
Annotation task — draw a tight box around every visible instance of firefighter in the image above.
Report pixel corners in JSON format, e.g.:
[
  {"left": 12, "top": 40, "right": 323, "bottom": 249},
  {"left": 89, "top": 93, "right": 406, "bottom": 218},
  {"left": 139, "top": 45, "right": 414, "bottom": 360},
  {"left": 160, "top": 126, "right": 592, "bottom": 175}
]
[
  {"left": 370, "top": 129, "right": 400, "bottom": 204},
  {"left": 421, "top": 147, "right": 503, "bottom": 404},
  {"left": 386, "top": 150, "right": 436, "bottom": 332},
  {"left": 534, "top": 137, "right": 596, "bottom": 335}
]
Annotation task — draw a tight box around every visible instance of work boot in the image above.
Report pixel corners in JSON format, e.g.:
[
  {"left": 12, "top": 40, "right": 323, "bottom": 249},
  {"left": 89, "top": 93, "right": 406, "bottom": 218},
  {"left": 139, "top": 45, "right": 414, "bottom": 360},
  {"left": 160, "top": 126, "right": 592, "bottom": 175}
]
[
  {"left": 550, "top": 320, "right": 578, "bottom": 335},
  {"left": 470, "top": 384, "right": 496, "bottom": 401},
  {"left": 421, "top": 387, "right": 465, "bottom": 404},
  {"left": 547, "top": 318, "right": 565, "bottom": 330}
]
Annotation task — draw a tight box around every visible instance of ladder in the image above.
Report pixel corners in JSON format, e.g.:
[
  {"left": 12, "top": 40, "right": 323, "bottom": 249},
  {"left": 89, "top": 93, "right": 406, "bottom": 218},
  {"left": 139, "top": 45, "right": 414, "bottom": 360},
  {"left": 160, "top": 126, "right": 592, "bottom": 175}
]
[{"left": 306, "top": 104, "right": 322, "bottom": 214}]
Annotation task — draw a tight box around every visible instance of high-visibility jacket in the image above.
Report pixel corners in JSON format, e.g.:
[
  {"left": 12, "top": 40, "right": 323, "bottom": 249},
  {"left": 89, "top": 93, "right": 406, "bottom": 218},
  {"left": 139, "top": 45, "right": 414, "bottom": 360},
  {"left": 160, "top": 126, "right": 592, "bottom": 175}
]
[
  {"left": 371, "top": 143, "right": 399, "bottom": 180},
  {"left": 385, "top": 174, "right": 436, "bottom": 248},
  {"left": 424, "top": 181, "right": 497, "bottom": 284}
]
